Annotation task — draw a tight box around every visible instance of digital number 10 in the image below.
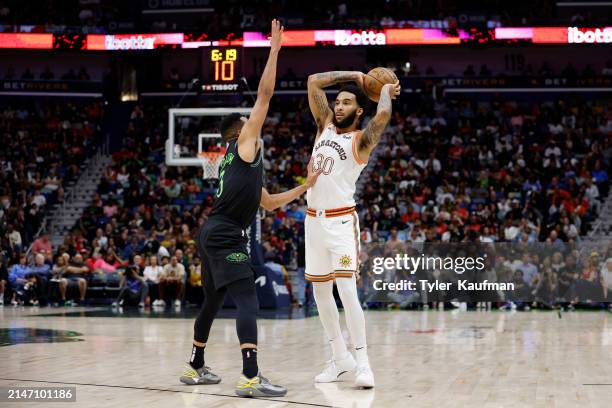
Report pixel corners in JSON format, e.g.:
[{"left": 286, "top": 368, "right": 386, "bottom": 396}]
[{"left": 214, "top": 61, "right": 235, "bottom": 81}]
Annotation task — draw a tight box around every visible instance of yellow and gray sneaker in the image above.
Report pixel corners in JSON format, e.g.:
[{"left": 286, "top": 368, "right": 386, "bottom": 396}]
[
  {"left": 179, "top": 365, "right": 221, "bottom": 385},
  {"left": 235, "top": 372, "right": 287, "bottom": 397}
]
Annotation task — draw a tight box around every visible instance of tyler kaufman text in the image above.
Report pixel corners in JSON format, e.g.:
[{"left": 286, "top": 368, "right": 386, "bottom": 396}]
[{"left": 372, "top": 280, "right": 515, "bottom": 292}]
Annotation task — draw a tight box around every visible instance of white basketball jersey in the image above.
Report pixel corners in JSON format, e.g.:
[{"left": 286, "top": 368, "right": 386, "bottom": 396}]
[{"left": 306, "top": 123, "right": 367, "bottom": 209}]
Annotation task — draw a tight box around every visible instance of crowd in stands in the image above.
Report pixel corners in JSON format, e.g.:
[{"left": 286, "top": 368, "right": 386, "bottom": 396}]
[
  {"left": 0, "top": 100, "right": 103, "bottom": 247},
  {"left": 360, "top": 96, "right": 611, "bottom": 244},
  {"left": 0, "top": 100, "right": 103, "bottom": 306},
  {"left": 1, "top": 79, "right": 611, "bottom": 310}
]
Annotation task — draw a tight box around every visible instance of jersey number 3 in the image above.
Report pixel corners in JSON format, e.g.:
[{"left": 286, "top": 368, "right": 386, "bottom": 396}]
[
  {"left": 216, "top": 168, "right": 225, "bottom": 198},
  {"left": 313, "top": 153, "right": 334, "bottom": 175}
]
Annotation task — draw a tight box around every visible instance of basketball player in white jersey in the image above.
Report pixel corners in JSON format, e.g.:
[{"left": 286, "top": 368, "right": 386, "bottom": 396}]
[{"left": 306, "top": 71, "right": 400, "bottom": 388}]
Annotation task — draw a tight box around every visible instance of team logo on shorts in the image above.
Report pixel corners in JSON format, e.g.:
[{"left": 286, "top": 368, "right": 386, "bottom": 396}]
[
  {"left": 226, "top": 252, "right": 248, "bottom": 263},
  {"left": 339, "top": 255, "right": 352, "bottom": 268}
]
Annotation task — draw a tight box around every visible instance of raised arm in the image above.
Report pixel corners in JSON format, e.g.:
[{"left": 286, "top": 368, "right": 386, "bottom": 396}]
[
  {"left": 237, "top": 19, "right": 283, "bottom": 162},
  {"left": 356, "top": 81, "right": 401, "bottom": 162},
  {"left": 307, "top": 71, "right": 364, "bottom": 135},
  {"left": 260, "top": 160, "right": 322, "bottom": 211}
]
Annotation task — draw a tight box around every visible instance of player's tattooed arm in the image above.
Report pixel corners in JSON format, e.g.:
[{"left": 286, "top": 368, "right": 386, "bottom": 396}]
[
  {"left": 307, "top": 71, "right": 365, "bottom": 133},
  {"left": 357, "top": 81, "right": 401, "bottom": 161},
  {"left": 307, "top": 85, "right": 332, "bottom": 132},
  {"left": 308, "top": 71, "right": 364, "bottom": 88}
]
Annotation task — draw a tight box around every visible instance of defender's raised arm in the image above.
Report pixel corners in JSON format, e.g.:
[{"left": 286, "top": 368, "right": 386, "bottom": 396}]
[{"left": 237, "top": 19, "right": 283, "bottom": 162}]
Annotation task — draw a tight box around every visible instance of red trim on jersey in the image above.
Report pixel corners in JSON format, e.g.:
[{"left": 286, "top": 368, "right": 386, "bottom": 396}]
[{"left": 352, "top": 132, "right": 367, "bottom": 165}]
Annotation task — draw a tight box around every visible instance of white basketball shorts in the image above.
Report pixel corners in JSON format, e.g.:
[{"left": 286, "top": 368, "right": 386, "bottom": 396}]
[{"left": 305, "top": 206, "right": 360, "bottom": 282}]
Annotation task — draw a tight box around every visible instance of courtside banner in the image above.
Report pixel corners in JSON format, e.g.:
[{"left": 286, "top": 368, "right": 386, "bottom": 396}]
[
  {"left": 495, "top": 27, "right": 612, "bottom": 44},
  {"left": 0, "top": 33, "right": 53, "bottom": 49},
  {"left": 358, "top": 242, "right": 612, "bottom": 304},
  {"left": 3, "top": 27, "right": 611, "bottom": 50},
  {"left": 243, "top": 28, "right": 469, "bottom": 47},
  {"left": 85, "top": 33, "right": 184, "bottom": 50}
]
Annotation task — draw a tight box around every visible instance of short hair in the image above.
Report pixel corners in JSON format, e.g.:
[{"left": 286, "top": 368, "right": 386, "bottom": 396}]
[
  {"left": 219, "top": 113, "right": 243, "bottom": 141},
  {"left": 338, "top": 84, "right": 369, "bottom": 111}
]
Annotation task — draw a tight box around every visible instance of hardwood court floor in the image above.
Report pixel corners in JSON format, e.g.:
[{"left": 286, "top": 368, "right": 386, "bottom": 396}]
[{"left": 1, "top": 306, "right": 611, "bottom": 408}]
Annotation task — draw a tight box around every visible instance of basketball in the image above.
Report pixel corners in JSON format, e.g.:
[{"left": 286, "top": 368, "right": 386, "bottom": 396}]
[{"left": 363, "top": 67, "right": 399, "bottom": 102}]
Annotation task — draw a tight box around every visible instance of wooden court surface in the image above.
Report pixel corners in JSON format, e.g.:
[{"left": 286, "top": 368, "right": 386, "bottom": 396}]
[{"left": 1, "top": 307, "right": 611, "bottom": 407}]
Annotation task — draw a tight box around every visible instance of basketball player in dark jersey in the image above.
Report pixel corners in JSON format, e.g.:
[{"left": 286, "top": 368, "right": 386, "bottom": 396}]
[{"left": 179, "top": 20, "right": 321, "bottom": 398}]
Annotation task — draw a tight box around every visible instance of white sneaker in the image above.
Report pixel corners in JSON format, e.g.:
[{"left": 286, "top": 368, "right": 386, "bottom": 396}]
[
  {"left": 156, "top": 299, "right": 166, "bottom": 307},
  {"left": 174, "top": 299, "right": 181, "bottom": 308},
  {"left": 315, "top": 352, "right": 356, "bottom": 383},
  {"left": 355, "top": 365, "right": 375, "bottom": 388}
]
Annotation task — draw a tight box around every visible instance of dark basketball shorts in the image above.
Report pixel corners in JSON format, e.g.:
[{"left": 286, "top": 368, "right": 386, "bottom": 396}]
[{"left": 197, "top": 216, "right": 254, "bottom": 290}]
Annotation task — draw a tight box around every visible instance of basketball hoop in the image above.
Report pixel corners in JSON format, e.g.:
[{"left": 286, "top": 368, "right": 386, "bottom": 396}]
[{"left": 198, "top": 151, "right": 225, "bottom": 180}]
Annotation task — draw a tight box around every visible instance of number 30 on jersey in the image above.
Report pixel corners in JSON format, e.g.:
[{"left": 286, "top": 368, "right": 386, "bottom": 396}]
[{"left": 312, "top": 153, "right": 334, "bottom": 175}]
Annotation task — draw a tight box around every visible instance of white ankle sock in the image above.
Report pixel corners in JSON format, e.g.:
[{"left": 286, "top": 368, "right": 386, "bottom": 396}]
[
  {"left": 355, "top": 346, "right": 369, "bottom": 366},
  {"left": 330, "top": 339, "right": 348, "bottom": 359}
]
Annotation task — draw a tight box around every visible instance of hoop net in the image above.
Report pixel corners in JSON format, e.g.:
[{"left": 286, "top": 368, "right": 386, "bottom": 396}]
[{"left": 198, "top": 151, "right": 226, "bottom": 179}]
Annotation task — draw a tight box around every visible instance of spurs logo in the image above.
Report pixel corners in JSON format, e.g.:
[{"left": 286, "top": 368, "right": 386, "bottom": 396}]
[{"left": 339, "top": 255, "right": 352, "bottom": 268}]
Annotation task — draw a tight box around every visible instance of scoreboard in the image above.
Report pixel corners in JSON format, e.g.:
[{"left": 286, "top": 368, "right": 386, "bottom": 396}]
[
  {"left": 202, "top": 47, "right": 241, "bottom": 92},
  {"left": 210, "top": 48, "right": 238, "bottom": 81}
]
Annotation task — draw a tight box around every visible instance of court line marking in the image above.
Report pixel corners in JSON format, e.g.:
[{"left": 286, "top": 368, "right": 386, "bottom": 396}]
[
  {"left": 0, "top": 378, "right": 334, "bottom": 407},
  {"left": 583, "top": 384, "right": 612, "bottom": 386}
]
